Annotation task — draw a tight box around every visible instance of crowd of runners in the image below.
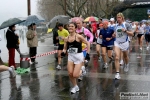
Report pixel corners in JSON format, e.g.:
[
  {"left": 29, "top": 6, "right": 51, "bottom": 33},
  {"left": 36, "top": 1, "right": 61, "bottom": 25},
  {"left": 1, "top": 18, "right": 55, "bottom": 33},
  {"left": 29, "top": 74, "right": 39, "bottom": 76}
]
[{"left": 53, "top": 12, "right": 150, "bottom": 94}]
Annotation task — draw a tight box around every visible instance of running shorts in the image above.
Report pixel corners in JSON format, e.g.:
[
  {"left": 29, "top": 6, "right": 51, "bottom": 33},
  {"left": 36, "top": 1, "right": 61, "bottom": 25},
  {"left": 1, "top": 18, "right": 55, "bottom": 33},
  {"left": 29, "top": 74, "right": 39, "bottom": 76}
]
[
  {"left": 101, "top": 44, "right": 113, "bottom": 50},
  {"left": 137, "top": 34, "right": 143, "bottom": 38},
  {"left": 114, "top": 41, "right": 129, "bottom": 51},
  {"left": 58, "top": 44, "right": 64, "bottom": 50},
  {"left": 68, "top": 52, "right": 84, "bottom": 64},
  {"left": 145, "top": 34, "right": 150, "bottom": 42}
]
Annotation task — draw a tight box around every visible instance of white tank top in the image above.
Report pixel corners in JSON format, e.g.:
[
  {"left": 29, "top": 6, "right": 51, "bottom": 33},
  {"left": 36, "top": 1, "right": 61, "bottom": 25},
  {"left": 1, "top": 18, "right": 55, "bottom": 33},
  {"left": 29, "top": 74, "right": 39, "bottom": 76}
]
[
  {"left": 97, "top": 29, "right": 102, "bottom": 44},
  {"left": 138, "top": 26, "right": 144, "bottom": 34},
  {"left": 115, "top": 22, "right": 128, "bottom": 43}
]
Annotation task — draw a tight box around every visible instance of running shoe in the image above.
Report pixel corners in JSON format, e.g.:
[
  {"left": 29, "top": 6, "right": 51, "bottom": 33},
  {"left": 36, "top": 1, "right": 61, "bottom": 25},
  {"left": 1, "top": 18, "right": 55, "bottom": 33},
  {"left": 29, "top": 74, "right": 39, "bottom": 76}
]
[
  {"left": 147, "top": 46, "right": 149, "bottom": 50},
  {"left": 9, "top": 66, "right": 16, "bottom": 78},
  {"left": 120, "top": 60, "right": 124, "bottom": 66},
  {"left": 103, "top": 63, "right": 108, "bottom": 69},
  {"left": 124, "top": 64, "right": 129, "bottom": 72},
  {"left": 98, "top": 56, "right": 102, "bottom": 61},
  {"left": 70, "top": 85, "right": 79, "bottom": 94},
  {"left": 78, "top": 75, "right": 83, "bottom": 82},
  {"left": 115, "top": 73, "right": 121, "bottom": 80},
  {"left": 56, "top": 65, "right": 61, "bottom": 70},
  {"left": 81, "top": 66, "right": 86, "bottom": 75}
]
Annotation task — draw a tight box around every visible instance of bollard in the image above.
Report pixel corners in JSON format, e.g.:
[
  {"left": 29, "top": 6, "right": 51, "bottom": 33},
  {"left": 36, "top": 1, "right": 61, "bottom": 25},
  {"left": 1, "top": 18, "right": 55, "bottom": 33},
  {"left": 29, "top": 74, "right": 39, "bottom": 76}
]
[{"left": 20, "top": 53, "right": 30, "bottom": 68}]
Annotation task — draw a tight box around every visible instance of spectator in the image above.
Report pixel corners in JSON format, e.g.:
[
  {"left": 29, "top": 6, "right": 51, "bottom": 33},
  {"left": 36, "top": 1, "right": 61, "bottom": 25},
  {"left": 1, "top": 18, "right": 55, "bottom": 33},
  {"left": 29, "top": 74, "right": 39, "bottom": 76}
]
[
  {"left": 6, "top": 24, "right": 18, "bottom": 69},
  {"left": 52, "top": 22, "right": 59, "bottom": 46},
  {"left": 26, "top": 23, "right": 38, "bottom": 64}
]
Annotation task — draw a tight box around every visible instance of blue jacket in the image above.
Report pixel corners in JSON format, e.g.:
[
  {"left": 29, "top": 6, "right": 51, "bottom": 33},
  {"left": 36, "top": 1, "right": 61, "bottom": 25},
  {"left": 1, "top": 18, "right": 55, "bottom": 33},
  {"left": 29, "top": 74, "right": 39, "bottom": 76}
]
[{"left": 100, "top": 27, "right": 114, "bottom": 46}]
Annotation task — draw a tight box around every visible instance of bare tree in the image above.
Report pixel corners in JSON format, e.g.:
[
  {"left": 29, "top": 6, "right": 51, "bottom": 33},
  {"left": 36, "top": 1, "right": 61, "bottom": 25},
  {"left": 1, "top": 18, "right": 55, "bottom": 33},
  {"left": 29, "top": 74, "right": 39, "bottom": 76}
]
[
  {"left": 97, "top": 0, "right": 122, "bottom": 18},
  {"left": 56, "top": 0, "right": 88, "bottom": 17},
  {"left": 37, "top": 0, "right": 64, "bottom": 21},
  {"left": 37, "top": 0, "right": 122, "bottom": 20}
]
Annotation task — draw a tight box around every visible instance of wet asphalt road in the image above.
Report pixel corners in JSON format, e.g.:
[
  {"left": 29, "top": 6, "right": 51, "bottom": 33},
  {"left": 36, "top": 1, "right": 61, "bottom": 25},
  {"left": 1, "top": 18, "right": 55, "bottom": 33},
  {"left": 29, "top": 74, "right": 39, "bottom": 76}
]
[{"left": 0, "top": 34, "right": 150, "bottom": 100}]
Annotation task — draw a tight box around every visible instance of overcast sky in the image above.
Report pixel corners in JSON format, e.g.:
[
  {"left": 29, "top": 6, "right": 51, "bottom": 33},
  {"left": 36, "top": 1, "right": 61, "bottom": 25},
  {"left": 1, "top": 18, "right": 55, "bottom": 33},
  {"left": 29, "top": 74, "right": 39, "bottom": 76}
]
[{"left": 0, "top": 0, "right": 38, "bottom": 23}]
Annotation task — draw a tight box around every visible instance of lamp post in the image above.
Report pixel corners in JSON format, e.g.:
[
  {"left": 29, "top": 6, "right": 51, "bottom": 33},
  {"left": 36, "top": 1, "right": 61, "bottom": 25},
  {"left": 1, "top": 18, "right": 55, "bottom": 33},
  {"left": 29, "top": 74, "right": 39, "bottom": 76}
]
[
  {"left": 27, "top": 0, "right": 31, "bottom": 15},
  {"left": 64, "top": 0, "right": 66, "bottom": 15}
]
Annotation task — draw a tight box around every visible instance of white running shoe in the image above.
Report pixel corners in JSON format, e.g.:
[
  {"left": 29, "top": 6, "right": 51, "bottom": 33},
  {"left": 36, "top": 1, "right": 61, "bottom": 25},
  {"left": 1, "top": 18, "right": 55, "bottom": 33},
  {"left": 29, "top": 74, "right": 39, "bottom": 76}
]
[
  {"left": 115, "top": 73, "right": 121, "bottom": 79},
  {"left": 120, "top": 60, "right": 124, "bottom": 65},
  {"left": 78, "top": 75, "right": 83, "bottom": 82},
  {"left": 140, "top": 47, "right": 142, "bottom": 51},
  {"left": 124, "top": 64, "right": 129, "bottom": 72},
  {"left": 98, "top": 56, "right": 102, "bottom": 61},
  {"left": 147, "top": 46, "right": 149, "bottom": 50},
  {"left": 9, "top": 66, "right": 16, "bottom": 78},
  {"left": 56, "top": 65, "right": 61, "bottom": 70},
  {"left": 81, "top": 66, "right": 86, "bottom": 75},
  {"left": 70, "top": 85, "right": 79, "bottom": 94},
  {"left": 103, "top": 63, "right": 108, "bottom": 69}
]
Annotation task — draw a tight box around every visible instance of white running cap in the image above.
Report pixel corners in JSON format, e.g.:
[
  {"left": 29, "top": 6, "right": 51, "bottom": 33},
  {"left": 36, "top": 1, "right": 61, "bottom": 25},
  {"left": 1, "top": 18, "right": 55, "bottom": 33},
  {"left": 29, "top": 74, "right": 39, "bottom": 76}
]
[{"left": 110, "top": 18, "right": 115, "bottom": 21}]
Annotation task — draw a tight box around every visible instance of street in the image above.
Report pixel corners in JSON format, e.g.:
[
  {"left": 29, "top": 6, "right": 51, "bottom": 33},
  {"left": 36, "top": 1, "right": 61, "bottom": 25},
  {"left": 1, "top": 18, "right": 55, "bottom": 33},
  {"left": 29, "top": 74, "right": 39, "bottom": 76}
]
[{"left": 0, "top": 35, "right": 150, "bottom": 100}]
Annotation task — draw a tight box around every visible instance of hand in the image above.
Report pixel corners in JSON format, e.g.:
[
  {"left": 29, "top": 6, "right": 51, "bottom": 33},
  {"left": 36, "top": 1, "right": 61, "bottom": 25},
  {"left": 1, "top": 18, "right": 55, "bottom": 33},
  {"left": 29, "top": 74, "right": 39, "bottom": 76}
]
[
  {"left": 106, "top": 38, "right": 111, "bottom": 41},
  {"left": 85, "top": 53, "right": 90, "bottom": 61},
  {"left": 61, "top": 37, "right": 65, "bottom": 40},
  {"left": 15, "top": 34, "right": 18, "bottom": 36},
  {"left": 122, "top": 28, "right": 126, "bottom": 32},
  {"left": 112, "top": 33, "right": 116, "bottom": 38},
  {"left": 34, "top": 33, "right": 36, "bottom": 36},
  {"left": 61, "top": 52, "right": 66, "bottom": 57}
]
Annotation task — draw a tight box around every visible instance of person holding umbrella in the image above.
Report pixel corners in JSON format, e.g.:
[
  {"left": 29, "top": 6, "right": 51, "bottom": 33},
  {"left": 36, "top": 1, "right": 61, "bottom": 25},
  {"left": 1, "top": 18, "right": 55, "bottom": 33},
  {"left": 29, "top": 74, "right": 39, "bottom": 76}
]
[
  {"left": 6, "top": 24, "right": 19, "bottom": 69},
  {"left": 0, "top": 33, "right": 16, "bottom": 78},
  {"left": 26, "top": 23, "right": 38, "bottom": 64}
]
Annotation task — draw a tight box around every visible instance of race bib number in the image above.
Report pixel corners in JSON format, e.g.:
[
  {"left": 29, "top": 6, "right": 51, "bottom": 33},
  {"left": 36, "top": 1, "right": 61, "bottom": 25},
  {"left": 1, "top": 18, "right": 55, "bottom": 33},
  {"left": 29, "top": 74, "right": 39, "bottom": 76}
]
[
  {"left": 68, "top": 48, "right": 78, "bottom": 53},
  {"left": 116, "top": 29, "right": 124, "bottom": 38}
]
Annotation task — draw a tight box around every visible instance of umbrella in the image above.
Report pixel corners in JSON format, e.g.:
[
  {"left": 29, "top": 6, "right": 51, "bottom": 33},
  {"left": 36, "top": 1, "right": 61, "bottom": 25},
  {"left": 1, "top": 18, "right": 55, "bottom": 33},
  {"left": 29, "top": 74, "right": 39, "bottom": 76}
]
[
  {"left": 20, "top": 15, "right": 45, "bottom": 26},
  {"left": 141, "top": 19, "right": 147, "bottom": 23},
  {"left": 48, "top": 15, "right": 70, "bottom": 28},
  {"left": 70, "top": 17, "right": 84, "bottom": 22},
  {"left": 0, "top": 17, "right": 26, "bottom": 29},
  {"left": 84, "top": 16, "right": 98, "bottom": 22},
  {"left": 47, "top": 28, "right": 52, "bottom": 33}
]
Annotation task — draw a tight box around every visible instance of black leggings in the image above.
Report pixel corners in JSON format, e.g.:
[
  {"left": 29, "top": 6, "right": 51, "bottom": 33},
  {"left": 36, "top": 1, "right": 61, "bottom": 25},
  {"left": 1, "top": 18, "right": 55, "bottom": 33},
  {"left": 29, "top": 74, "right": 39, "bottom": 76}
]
[{"left": 29, "top": 47, "right": 37, "bottom": 62}]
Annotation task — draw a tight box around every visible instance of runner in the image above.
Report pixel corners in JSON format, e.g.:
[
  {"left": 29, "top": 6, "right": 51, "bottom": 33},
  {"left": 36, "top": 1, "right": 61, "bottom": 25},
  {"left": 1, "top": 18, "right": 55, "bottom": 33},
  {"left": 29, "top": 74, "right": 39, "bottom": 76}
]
[
  {"left": 100, "top": 21, "right": 115, "bottom": 68},
  {"left": 144, "top": 22, "right": 150, "bottom": 50},
  {"left": 56, "top": 23, "right": 69, "bottom": 70},
  {"left": 61, "top": 22, "right": 90, "bottom": 94},
  {"left": 131, "top": 22, "right": 136, "bottom": 37},
  {"left": 114, "top": 13, "right": 133, "bottom": 79},
  {"left": 109, "top": 18, "right": 116, "bottom": 63},
  {"left": 96, "top": 23, "right": 103, "bottom": 61},
  {"left": 109, "top": 18, "right": 116, "bottom": 30},
  {"left": 75, "top": 19, "right": 93, "bottom": 77},
  {"left": 0, "top": 65, "right": 16, "bottom": 78},
  {"left": 135, "top": 22, "right": 144, "bottom": 51}
]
